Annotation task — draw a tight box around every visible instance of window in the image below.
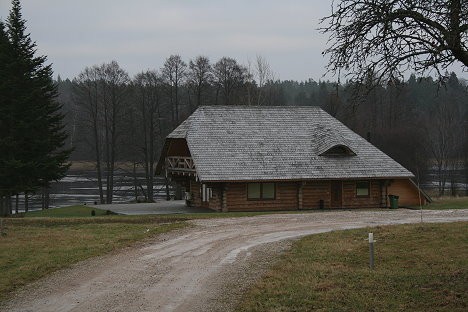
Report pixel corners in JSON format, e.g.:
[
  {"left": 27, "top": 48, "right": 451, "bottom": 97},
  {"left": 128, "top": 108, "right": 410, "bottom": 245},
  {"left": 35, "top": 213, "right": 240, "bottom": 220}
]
[
  {"left": 247, "top": 183, "right": 261, "bottom": 199},
  {"left": 320, "top": 144, "right": 356, "bottom": 156},
  {"left": 356, "top": 181, "right": 370, "bottom": 197},
  {"left": 248, "top": 183, "right": 275, "bottom": 200},
  {"left": 262, "top": 183, "right": 275, "bottom": 199}
]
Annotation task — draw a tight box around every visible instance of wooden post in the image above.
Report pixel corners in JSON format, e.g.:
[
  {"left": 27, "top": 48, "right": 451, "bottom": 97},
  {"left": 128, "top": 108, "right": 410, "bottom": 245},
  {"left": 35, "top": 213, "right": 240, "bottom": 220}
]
[{"left": 369, "top": 233, "right": 375, "bottom": 269}]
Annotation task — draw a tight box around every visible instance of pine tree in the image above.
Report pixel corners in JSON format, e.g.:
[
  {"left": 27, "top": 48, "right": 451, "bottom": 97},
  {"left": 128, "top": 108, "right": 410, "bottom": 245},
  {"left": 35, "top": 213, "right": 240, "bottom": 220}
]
[
  {"left": 1, "top": 0, "right": 71, "bottom": 213},
  {"left": 0, "top": 21, "right": 17, "bottom": 216}
]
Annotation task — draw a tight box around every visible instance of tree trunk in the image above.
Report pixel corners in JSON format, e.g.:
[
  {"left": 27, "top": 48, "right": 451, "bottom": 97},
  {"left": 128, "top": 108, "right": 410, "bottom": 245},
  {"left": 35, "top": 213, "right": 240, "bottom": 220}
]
[
  {"left": 15, "top": 194, "right": 19, "bottom": 214},
  {"left": 175, "top": 81, "right": 179, "bottom": 125},
  {"left": 0, "top": 196, "right": 9, "bottom": 217},
  {"left": 133, "top": 161, "right": 138, "bottom": 202},
  {"left": 465, "top": 157, "right": 468, "bottom": 196},
  {"left": 44, "top": 187, "right": 50, "bottom": 209},
  {"left": 7, "top": 196, "right": 12, "bottom": 215},
  {"left": 148, "top": 110, "right": 155, "bottom": 202},
  {"left": 165, "top": 178, "right": 170, "bottom": 201},
  {"left": 108, "top": 135, "right": 115, "bottom": 204},
  {"left": 93, "top": 120, "right": 104, "bottom": 204},
  {"left": 24, "top": 192, "right": 29, "bottom": 213}
]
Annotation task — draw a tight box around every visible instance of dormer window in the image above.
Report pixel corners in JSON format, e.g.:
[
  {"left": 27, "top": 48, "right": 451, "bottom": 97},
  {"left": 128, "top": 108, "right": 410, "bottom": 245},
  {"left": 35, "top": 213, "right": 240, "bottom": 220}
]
[{"left": 319, "top": 144, "right": 356, "bottom": 156}]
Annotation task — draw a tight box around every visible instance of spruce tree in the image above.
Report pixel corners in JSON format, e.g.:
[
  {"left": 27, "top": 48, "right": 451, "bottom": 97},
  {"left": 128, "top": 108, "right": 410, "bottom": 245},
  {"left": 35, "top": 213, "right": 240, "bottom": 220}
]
[
  {"left": 1, "top": 0, "right": 71, "bottom": 213},
  {"left": 0, "top": 21, "right": 16, "bottom": 216}
]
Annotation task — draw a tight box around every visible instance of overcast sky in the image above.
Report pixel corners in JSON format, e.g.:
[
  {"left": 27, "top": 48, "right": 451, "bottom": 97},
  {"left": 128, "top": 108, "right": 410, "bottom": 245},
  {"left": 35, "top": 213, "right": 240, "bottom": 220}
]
[{"left": 1, "top": 0, "right": 466, "bottom": 81}]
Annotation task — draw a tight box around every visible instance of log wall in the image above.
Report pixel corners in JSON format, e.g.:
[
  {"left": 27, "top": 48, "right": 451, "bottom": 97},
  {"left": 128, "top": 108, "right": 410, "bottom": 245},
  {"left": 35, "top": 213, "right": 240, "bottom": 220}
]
[
  {"left": 189, "top": 181, "right": 223, "bottom": 211},
  {"left": 302, "top": 181, "right": 331, "bottom": 209},
  {"left": 341, "top": 180, "right": 381, "bottom": 208},
  {"left": 387, "top": 179, "right": 426, "bottom": 207},
  {"left": 225, "top": 182, "right": 298, "bottom": 212},
  {"left": 187, "top": 179, "right": 422, "bottom": 211}
]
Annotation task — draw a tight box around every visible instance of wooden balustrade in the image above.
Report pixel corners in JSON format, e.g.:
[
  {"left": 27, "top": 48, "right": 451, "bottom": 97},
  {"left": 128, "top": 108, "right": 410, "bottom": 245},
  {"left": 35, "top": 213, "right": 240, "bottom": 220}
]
[{"left": 166, "top": 156, "right": 196, "bottom": 176}]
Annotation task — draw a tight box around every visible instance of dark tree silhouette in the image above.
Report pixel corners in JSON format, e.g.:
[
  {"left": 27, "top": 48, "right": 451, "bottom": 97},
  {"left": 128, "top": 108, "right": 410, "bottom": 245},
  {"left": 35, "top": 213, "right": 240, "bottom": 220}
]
[
  {"left": 162, "top": 55, "right": 187, "bottom": 126},
  {"left": 321, "top": 0, "right": 468, "bottom": 82},
  {"left": 0, "top": 0, "right": 71, "bottom": 215},
  {"left": 187, "top": 56, "right": 212, "bottom": 109},
  {"left": 213, "top": 57, "right": 248, "bottom": 105}
]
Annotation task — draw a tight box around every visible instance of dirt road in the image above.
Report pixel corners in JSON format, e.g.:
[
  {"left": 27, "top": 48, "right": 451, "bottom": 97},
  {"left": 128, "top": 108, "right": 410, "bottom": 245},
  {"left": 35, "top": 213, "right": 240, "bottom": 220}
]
[{"left": 2, "top": 209, "right": 467, "bottom": 312}]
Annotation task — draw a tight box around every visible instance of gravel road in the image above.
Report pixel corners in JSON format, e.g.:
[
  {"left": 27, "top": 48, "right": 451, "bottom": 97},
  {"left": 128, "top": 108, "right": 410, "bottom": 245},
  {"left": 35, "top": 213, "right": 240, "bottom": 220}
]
[{"left": 2, "top": 209, "right": 467, "bottom": 312}]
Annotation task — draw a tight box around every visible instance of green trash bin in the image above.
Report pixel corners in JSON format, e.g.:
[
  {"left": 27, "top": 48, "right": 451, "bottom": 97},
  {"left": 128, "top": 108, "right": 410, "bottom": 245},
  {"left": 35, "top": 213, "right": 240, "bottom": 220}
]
[{"left": 388, "top": 195, "right": 399, "bottom": 209}]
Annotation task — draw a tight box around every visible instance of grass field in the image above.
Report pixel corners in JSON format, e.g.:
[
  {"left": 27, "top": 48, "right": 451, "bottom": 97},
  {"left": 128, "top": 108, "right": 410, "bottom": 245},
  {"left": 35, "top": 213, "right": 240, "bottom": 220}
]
[
  {"left": 424, "top": 196, "right": 468, "bottom": 210},
  {"left": 0, "top": 209, "right": 186, "bottom": 302},
  {"left": 237, "top": 222, "right": 468, "bottom": 312},
  {"left": 23, "top": 205, "right": 113, "bottom": 217}
]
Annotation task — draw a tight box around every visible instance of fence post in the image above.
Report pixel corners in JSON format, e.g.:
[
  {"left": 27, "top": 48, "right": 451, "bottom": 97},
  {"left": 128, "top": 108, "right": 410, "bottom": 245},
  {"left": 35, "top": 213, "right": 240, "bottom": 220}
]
[{"left": 369, "top": 233, "right": 374, "bottom": 269}]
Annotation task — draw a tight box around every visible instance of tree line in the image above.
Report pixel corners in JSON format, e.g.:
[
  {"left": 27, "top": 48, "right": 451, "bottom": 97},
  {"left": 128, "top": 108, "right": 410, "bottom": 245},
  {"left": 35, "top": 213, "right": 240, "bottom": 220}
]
[
  {"left": 59, "top": 55, "right": 277, "bottom": 204},
  {"left": 56, "top": 56, "right": 468, "bottom": 204}
]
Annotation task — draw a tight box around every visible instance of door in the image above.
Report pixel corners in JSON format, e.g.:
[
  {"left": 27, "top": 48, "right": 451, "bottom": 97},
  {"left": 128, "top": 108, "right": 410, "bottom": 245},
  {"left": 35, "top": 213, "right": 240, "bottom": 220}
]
[{"left": 330, "top": 181, "right": 342, "bottom": 208}]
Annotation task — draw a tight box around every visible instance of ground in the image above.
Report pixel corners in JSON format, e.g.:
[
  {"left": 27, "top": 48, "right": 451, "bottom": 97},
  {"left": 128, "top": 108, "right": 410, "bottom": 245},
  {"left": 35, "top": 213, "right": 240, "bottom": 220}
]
[
  {"left": 1, "top": 209, "right": 467, "bottom": 312},
  {"left": 90, "top": 200, "right": 213, "bottom": 215}
]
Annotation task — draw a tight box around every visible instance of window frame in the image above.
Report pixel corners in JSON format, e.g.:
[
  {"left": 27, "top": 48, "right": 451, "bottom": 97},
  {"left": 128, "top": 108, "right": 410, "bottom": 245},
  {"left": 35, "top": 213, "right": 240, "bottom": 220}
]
[
  {"left": 247, "top": 182, "right": 276, "bottom": 200},
  {"left": 356, "top": 181, "right": 370, "bottom": 197}
]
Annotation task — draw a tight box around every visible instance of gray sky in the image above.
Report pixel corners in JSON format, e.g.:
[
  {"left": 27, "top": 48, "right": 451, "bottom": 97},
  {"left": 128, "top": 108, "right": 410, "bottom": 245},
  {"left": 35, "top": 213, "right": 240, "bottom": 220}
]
[{"left": 1, "top": 0, "right": 466, "bottom": 81}]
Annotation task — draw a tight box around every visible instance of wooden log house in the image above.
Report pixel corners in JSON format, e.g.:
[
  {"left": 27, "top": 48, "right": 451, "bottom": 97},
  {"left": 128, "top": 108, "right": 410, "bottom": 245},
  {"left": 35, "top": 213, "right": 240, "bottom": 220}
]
[{"left": 156, "top": 106, "right": 429, "bottom": 212}]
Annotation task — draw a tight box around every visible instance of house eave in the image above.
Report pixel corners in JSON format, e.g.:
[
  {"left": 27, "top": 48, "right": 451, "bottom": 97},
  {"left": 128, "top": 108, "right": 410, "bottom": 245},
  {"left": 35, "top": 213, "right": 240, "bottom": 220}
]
[{"left": 197, "top": 176, "right": 415, "bottom": 184}]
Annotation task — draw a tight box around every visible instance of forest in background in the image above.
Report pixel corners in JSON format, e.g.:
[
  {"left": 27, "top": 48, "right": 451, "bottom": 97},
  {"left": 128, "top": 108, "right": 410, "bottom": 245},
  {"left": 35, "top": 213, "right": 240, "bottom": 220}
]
[{"left": 55, "top": 56, "right": 467, "bottom": 203}]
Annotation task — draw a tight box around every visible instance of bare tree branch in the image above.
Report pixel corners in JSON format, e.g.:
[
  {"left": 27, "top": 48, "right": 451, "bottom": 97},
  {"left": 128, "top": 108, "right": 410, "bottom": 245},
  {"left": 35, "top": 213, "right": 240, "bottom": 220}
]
[{"left": 321, "top": 0, "right": 468, "bottom": 83}]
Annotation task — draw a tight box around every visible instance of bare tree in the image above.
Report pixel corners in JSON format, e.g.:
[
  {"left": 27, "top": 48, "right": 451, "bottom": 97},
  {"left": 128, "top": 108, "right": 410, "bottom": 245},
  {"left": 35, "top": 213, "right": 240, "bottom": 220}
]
[
  {"left": 162, "top": 55, "right": 187, "bottom": 126},
  {"left": 74, "top": 61, "right": 129, "bottom": 204},
  {"left": 253, "top": 55, "right": 275, "bottom": 106},
  {"left": 99, "top": 61, "right": 130, "bottom": 204},
  {"left": 321, "top": 0, "right": 468, "bottom": 83},
  {"left": 213, "top": 57, "right": 248, "bottom": 105},
  {"left": 187, "top": 56, "right": 213, "bottom": 110},
  {"left": 425, "top": 96, "right": 465, "bottom": 196},
  {"left": 74, "top": 66, "right": 105, "bottom": 204},
  {"left": 133, "top": 70, "right": 164, "bottom": 202}
]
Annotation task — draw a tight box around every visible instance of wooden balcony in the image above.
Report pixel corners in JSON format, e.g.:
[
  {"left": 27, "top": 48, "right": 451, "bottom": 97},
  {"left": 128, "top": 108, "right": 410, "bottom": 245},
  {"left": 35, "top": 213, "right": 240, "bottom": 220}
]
[{"left": 166, "top": 156, "right": 196, "bottom": 176}]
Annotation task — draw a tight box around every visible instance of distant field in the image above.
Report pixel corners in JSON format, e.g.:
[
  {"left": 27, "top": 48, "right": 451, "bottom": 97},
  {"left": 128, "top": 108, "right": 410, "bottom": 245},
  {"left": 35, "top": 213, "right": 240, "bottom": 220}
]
[{"left": 237, "top": 222, "right": 468, "bottom": 312}]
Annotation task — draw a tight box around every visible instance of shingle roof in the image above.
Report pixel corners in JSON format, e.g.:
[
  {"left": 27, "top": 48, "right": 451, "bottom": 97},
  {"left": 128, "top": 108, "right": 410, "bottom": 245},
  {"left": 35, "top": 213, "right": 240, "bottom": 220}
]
[{"left": 166, "top": 106, "right": 413, "bottom": 181}]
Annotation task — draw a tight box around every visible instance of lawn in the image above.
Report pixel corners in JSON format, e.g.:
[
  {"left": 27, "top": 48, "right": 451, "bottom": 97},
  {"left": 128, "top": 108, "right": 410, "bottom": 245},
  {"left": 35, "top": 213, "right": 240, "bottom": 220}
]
[
  {"left": 23, "top": 205, "right": 112, "bottom": 217},
  {"left": 0, "top": 209, "right": 186, "bottom": 302},
  {"left": 237, "top": 222, "right": 468, "bottom": 312},
  {"left": 424, "top": 196, "right": 468, "bottom": 210}
]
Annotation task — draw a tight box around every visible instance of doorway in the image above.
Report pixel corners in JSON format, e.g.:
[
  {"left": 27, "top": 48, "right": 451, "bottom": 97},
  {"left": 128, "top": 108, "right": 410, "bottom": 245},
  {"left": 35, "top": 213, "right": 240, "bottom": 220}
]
[{"left": 330, "top": 181, "right": 343, "bottom": 208}]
